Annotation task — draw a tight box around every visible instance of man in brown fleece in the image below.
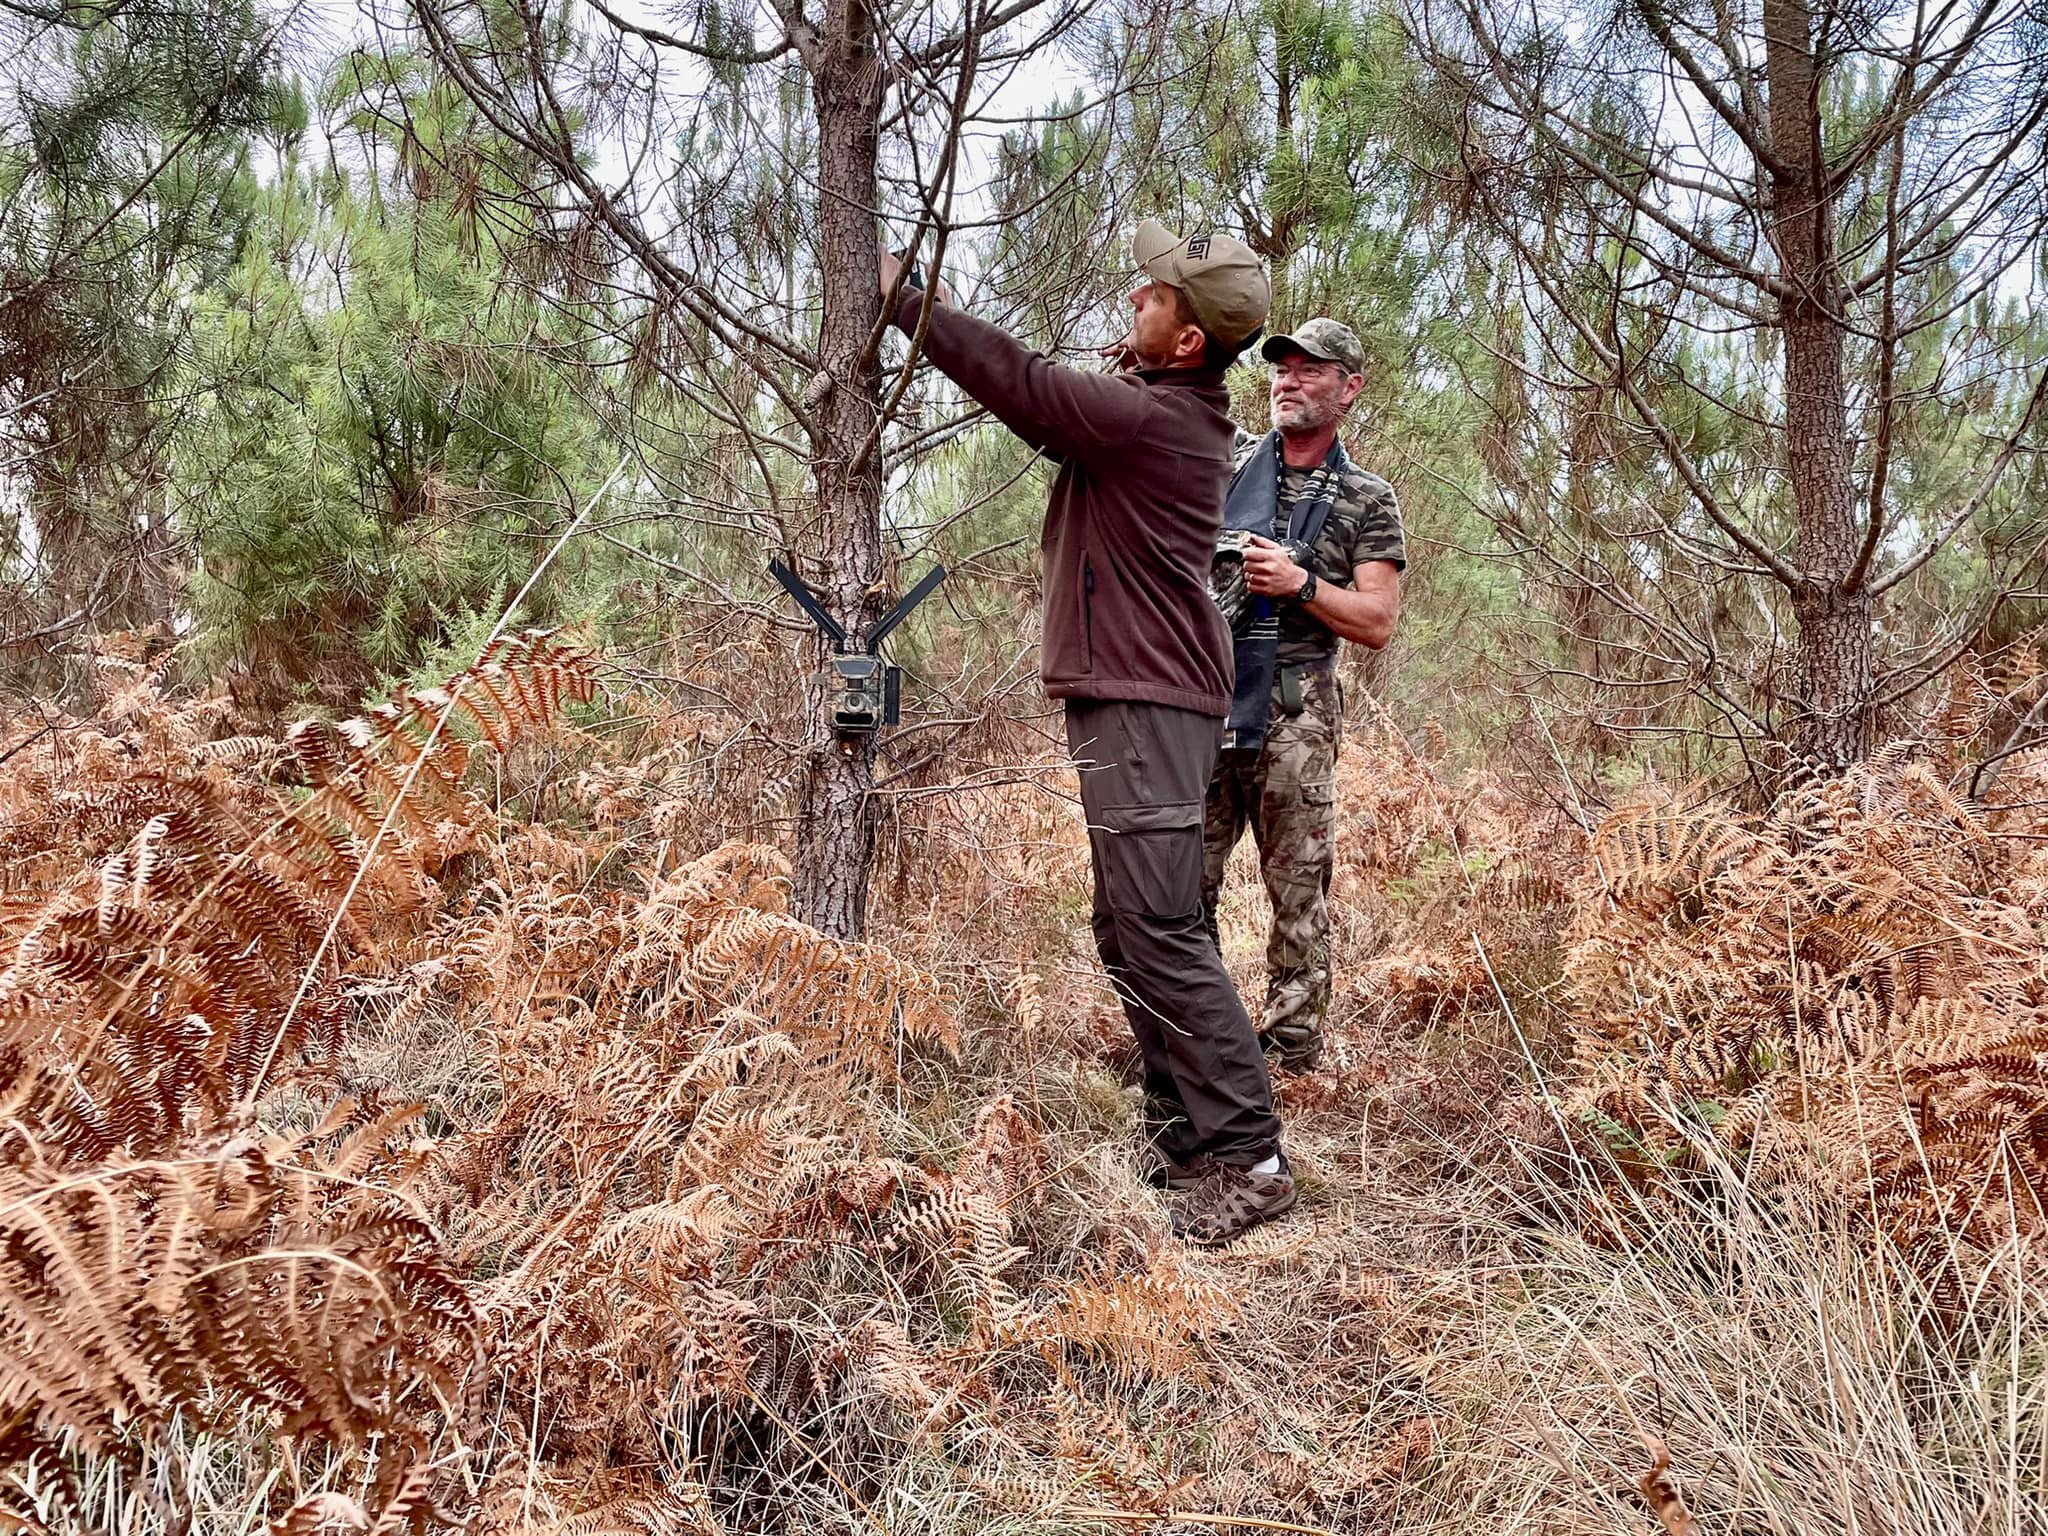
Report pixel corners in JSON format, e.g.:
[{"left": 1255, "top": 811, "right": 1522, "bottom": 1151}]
[{"left": 879, "top": 222, "right": 1294, "bottom": 1245}]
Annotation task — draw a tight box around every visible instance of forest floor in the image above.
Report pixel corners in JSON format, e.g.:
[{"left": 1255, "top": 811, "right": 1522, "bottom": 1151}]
[{"left": 3, "top": 647, "right": 2042, "bottom": 1534}]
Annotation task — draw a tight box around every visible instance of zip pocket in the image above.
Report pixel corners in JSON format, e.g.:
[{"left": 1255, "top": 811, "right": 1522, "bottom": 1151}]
[{"left": 1083, "top": 557, "right": 1096, "bottom": 671}]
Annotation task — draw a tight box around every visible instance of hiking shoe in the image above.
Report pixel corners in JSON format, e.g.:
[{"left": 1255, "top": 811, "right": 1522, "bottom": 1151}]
[
  {"left": 1171, "top": 1157, "right": 1298, "bottom": 1246},
  {"left": 1141, "top": 1152, "right": 1207, "bottom": 1191}
]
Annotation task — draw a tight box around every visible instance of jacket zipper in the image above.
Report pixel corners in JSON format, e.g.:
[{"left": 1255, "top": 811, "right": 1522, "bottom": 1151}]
[{"left": 1083, "top": 557, "right": 1095, "bottom": 671}]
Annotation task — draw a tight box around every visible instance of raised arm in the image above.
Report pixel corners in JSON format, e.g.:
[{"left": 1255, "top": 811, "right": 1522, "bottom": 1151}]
[{"left": 893, "top": 289, "right": 1149, "bottom": 464}]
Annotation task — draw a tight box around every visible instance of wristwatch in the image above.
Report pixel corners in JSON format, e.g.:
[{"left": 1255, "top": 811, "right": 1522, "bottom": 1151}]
[{"left": 1295, "top": 570, "right": 1319, "bottom": 605}]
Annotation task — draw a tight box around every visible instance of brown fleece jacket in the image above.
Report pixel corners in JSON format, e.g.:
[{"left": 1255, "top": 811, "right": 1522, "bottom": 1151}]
[{"left": 895, "top": 291, "right": 1236, "bottom": 717}]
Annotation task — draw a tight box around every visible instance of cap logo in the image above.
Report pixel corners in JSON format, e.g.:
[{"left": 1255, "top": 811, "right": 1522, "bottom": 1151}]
[{"left": 1185, "top": 234, "right": 1212, "bottom": 260}]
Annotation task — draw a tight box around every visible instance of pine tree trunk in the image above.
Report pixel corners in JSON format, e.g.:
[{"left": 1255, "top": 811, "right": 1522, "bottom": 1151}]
[
  {"left": 1764, "top": 0, "right": 1871, "bottom": 767},
  {"left": 792, "top": 0, "right": 886, "bottom": 940},
  {"left": 1561, "top": 379, "right": 1618, "bottom": 749}
]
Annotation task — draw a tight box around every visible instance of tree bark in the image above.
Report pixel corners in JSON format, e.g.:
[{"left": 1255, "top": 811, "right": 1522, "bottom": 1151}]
[
  {"left": 792, "top": 0, "right": 887, "bottom": 940},
  {"left": 1764, "top": 0, "right": 1870, "bottom": 766}
]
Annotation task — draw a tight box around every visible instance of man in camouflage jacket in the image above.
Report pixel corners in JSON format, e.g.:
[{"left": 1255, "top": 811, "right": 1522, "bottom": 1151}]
[{"left": 1203, "top": 318, "right": 1406, "bottom": 1071}]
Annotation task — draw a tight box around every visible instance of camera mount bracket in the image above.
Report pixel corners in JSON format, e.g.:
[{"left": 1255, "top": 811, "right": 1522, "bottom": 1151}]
[{"left": 768, "top": 559, "right": 947, "bottom": 736}]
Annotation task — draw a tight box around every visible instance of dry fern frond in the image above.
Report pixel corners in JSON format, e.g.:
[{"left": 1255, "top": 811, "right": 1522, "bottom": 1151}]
[
  {"left": 1638, "top": 1436, "right": 1701, "bottom": 1536},
  {"left": 0, "top": 636, "right": 593, "bottom": 1524},
  {"left": 1588, "top": 804, "right": 1755, "bottom": 918},
  {"left": 1010, "top": 1260, "right": 1239, "bottom": 1380},
  {"left": 0, "top": 1118, "right": 477, "bottom": 1476},
  {"left": 1564, "top": 754, "right": 2048, "bottom": 1266}
]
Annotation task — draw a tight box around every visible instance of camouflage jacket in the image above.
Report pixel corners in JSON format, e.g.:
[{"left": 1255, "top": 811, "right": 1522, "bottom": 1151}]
[{"left": 1229, "top": 429, "right": 1407, "bottom": 666}]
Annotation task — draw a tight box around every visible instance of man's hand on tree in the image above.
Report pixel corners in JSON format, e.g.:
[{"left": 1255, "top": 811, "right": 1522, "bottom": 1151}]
[
  {"left": 1243, "top": 534, "right": 1310, "bottom": 598},
  {"left": 877, "top": 249, "right": 953, "bottom": 308},
  {"left": 1098, "top": 332, "right": 1139, "bottom": 371}
]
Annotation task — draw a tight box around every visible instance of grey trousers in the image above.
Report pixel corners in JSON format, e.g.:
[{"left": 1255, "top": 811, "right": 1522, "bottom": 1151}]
[{"left": 1065, "top": 698, "right": 1282, "bottom": 1166}]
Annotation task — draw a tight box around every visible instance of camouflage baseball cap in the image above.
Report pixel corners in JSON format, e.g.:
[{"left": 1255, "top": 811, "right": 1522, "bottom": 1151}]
[
  {"left": 1132, "top": 219, "right": 1272, "bottom": 347},
  {"left": 1260, "top": 317, "right": 1365, "bottom": 375}
]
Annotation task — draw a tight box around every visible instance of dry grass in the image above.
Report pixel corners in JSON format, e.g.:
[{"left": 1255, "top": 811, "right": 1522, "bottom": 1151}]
[
  {"left": 1562, "top": 749, "right": 2048, "bottom": 1278},
  {"left": 3, "top": 644, "right": 2044, "bottom": 1534},
  {"left": 1384, "top": 1120, "right": 2047, "bottom": 1535}
]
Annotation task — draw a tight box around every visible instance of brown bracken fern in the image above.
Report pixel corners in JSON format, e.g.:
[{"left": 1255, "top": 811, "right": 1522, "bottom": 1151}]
[
  {"left": 1564, "top": 753, "right": 2048, "bottom": 1267},
  {"left": 0, "top": 632, "right": 589, "bottom": 1532},
  {"left": 3, "top": 630, "right": 1321, "bottom": 1534}
]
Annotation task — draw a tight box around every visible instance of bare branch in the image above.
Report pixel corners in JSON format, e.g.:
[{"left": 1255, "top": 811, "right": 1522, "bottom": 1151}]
[
  {"left": 1631, "top": 0, "right": 1799, "bottom": 183},
  {"left": 1845, "top": 122, "right": 1907, "bottom": 594},
  {"left": 1870, "top": 360, "right": 2048, "bottom": 597},
  {"left": 581, "top": 0, "right": 794, "bottom": 64},
  {"left": 1828, "top": 0, "right": 2004, "bottom": 189},
  {"left": 764, "top": 0, "right": 823, "bottom": 68},
  {"left": 1470, "top": 154, "right": 1802, "bottom": 588}
]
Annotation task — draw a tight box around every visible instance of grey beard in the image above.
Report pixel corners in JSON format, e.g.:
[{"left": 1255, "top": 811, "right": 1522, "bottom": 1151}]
[{"left": 1276, "top": 406, "right": 1341, "bottom": 434}]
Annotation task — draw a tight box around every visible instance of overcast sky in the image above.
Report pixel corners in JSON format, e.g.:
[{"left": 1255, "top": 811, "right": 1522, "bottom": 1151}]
[{"left": 296, "top": 0, "right": 1099, "bottom": 267}]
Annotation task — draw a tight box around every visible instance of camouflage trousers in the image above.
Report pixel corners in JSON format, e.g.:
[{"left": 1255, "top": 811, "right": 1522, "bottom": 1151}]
[{"left": 1201, "top": 666, "right": 1339, "bottom": 1069}]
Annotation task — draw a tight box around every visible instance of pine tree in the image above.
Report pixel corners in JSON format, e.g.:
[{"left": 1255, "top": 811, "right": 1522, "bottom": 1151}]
[
  {"left": 0, "top": 0, "right": 293, "bottom": 678},
  {"left": 172, "top": 55, "right": 609, "bottom": 706}
]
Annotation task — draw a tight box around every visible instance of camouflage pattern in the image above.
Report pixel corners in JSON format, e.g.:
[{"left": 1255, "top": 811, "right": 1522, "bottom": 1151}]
[
  {"left": 1203, "top": 433, "right": 1403, "bottom": 1069},
  {"left": 1260, "top": 317, "right": 1367, "bottom": 375},
  {"left": 1202, "top": 666, "right": 1341, "bottom": 1069},
  {"left": 1230, "top": 430, "right": 1407, "bottom": 667},
  {"left": 1209, "top": 528, "right": 1317, "bottom": 633}
]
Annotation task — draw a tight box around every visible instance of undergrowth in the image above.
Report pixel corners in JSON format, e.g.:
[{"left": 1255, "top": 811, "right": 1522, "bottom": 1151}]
[{"left": 3, "top": 643, "right": 2043, "bottom": 1533}]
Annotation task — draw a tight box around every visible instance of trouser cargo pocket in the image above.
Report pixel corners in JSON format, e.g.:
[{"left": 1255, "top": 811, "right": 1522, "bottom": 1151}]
[{"left": 1097, "top": 800, "right": 1203, "bottom": 917}]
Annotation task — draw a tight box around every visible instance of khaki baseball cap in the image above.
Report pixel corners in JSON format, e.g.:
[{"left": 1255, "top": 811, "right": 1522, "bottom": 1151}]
[
  {"left": 1132, "top": 218, "right": 1271, "bottom": 347},
  {"left": 1261, "top": 317, "right": 1365, "bottom": 375}
]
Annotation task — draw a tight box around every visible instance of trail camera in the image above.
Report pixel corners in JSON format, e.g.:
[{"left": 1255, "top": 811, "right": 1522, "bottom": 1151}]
[{"left": 768, "top": 559, "right": 946, "bottom": 739}]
